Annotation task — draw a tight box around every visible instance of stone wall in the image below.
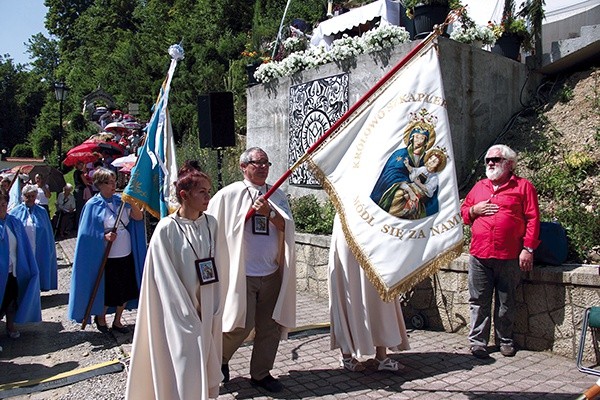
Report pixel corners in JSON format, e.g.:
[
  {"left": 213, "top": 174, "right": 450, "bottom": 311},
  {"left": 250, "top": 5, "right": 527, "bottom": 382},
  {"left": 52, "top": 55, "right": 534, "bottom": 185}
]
[
  {"left": 295, "top": 233, "right": 600, "bottom": 362},
  {"left": 295, "top": 233, "right": 331, "bottom": 299}
]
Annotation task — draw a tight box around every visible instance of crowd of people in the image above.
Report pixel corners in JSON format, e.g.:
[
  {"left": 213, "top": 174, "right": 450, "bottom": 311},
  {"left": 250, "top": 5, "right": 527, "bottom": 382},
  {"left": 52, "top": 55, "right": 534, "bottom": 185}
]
[{"left": 0, "top": 143, "right": 540, "bottom": 399}]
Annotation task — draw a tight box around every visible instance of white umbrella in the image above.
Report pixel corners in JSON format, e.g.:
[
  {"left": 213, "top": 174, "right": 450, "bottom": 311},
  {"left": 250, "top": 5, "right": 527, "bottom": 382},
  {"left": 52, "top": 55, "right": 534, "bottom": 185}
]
[
  {"left": 104, "top": 122, "right": 127, "bottom": 133},
  {"left": 111, "top": 153, "right": 137, "bottom": 168}
]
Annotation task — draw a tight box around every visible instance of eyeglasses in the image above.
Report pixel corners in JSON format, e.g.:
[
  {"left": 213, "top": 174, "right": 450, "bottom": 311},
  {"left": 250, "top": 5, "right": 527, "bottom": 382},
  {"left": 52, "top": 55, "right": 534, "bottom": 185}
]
[
  {"left": 485, "top": 157, "right": 505, "bottom": 164},
  {"left": 247, "top": 160, "right": 272, "bottom": 167}
]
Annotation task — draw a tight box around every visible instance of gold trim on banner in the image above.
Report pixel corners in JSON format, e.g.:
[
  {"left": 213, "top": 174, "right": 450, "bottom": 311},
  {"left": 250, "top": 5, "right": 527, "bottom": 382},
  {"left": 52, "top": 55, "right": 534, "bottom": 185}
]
[
  {"left": 386, "top": 241, "right": 463, "bottom": 301},
  {"left": 308, "top": 142, "right": 464, "bottom": 303}
]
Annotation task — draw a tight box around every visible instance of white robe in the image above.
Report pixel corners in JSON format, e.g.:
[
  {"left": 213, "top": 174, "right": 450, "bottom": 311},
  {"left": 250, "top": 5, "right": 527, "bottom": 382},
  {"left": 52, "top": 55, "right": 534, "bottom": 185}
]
[
  {"left": 329, "top": 215, "right": 410, "bottom": 357},
  {"left": 125, "top": 213, "right": 222, "bottom": 400},
  {"left": 207, "top": 180, "right": 296, "bottom": 332}
]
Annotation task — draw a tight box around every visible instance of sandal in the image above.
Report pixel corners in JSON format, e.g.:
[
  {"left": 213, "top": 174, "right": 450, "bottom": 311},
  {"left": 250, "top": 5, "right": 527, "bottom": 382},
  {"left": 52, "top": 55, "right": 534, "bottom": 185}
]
[
  {"left": 377, "top": 357, "right": 403, "bottom": 371},
  {"left": 341, "top": 357, "right": 365, "bottom": 372}
]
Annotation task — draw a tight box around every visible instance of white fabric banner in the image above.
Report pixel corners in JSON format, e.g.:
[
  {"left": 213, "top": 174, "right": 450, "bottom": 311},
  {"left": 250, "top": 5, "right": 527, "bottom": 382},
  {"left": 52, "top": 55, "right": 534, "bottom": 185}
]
[{"left": 307, "top": 39, "right": 463, "bottom": 301}]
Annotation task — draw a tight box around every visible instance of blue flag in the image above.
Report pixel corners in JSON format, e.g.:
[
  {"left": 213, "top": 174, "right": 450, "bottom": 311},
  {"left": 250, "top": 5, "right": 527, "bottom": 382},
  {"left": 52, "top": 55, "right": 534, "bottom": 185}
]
[
  {"left": 122, "top": 45, "right": 183, "bottom": 219},
  {"left": 8, "top": 174, "right": 22, "bottom": 213}
]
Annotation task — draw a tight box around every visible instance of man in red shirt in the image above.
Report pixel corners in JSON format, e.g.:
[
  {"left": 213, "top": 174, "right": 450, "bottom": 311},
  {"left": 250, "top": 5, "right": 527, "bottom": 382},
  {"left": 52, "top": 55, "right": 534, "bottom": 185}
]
[{"left": 461, "top": 144, "right": 540, "bottom": 359}]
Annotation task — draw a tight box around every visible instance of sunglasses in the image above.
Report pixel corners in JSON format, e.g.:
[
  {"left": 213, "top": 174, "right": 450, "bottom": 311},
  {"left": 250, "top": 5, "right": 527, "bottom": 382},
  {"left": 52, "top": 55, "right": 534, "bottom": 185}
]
[{"left": 485, "top": 157, "right": 505, "bottom": 164}]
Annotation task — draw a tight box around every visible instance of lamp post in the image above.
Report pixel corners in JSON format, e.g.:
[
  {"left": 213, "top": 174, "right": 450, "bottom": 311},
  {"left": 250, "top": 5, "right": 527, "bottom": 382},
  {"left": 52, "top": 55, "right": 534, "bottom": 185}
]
[{"left": 54, "top": 82, "right": 69, "bottom": 166}]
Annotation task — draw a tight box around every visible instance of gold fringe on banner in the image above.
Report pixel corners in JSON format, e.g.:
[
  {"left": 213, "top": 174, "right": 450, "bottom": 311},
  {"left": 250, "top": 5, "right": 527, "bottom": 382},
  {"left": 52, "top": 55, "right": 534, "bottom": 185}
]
[{"left": 307, "top": 164, "right": 464, "bottom": 303}]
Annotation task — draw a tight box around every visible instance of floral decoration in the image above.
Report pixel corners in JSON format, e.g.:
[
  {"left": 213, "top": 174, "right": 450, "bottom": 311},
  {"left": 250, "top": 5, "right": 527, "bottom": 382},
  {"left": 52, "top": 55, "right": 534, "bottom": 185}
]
[
  {"left": 254, "top": 23, "right": 410, "bottom": 84},
  {"left": 450, "top": 25, "right": 496, "bottom": 45},
  {"left": 241, "top": 40, "right": 271, "bottom": 65},
  {"left": 282, "top": 36, "right": 308, "bottom": 54}
]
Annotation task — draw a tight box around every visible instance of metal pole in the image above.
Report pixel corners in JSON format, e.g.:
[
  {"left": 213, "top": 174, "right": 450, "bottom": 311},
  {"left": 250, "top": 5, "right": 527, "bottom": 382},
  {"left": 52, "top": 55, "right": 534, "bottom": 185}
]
[
  {"left": 58, "top": 98, "right": 63, "bottom": 167},
  {"left": 271, "top": 0, "right": 293, "bottom": 59},
  {"left": 217, "top": 148, "right": 223, "bottom": 190}
]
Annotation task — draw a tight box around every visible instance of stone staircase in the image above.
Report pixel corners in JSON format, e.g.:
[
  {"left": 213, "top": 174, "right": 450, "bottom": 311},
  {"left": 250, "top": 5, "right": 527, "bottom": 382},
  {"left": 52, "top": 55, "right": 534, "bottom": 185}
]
[{"left": 540, "top": 24, "right": 600, "bottom": 75}]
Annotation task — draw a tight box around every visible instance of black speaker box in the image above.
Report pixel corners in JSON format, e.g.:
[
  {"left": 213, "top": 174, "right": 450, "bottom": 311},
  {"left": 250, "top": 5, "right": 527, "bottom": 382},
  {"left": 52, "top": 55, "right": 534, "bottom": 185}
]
[{"left": 198, "top": 92, "right": 236, "bottom": 148}]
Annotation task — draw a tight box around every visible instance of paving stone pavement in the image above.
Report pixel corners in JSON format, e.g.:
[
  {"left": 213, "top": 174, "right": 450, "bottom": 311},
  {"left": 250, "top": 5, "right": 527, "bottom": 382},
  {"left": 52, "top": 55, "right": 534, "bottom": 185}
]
[{"left": 0, "top": 236, "right": 598, "bottom": 399}]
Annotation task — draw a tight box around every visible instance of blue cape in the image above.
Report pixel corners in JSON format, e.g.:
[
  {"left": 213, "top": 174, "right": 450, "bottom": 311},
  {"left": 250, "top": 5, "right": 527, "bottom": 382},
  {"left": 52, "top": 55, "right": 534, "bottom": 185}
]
[
  {"left": 0, "top": 214, "right": 42, "bottom": 323},
  {"left": 67, "top": 194, "right": 147, "bottom": 323},
  {"left": 9, "top": 203, "right": 58, "bottom": 291}
]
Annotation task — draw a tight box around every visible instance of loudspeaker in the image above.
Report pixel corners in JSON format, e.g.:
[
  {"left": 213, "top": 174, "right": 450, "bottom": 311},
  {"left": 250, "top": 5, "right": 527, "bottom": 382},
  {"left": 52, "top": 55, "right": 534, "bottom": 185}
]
[{"left": 198, "top": 92, "right": 236, "bottom": 148}]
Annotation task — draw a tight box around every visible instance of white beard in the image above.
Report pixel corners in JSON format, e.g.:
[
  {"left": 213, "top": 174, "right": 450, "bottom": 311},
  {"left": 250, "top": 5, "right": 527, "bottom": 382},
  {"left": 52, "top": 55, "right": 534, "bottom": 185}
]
[{"left": 486, "top": 164, "right": 506, "bottom": 181}]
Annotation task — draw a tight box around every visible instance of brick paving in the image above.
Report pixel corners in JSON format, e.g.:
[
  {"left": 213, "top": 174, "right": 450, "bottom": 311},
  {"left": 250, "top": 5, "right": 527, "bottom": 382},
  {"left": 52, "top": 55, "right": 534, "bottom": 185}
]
[{"left": 0, "top": 236, "right": 597, "bottom": 399}]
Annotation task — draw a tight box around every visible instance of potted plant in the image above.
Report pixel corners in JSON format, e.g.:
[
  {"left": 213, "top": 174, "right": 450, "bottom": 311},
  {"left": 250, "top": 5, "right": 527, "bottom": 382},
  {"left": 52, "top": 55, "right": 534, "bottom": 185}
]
[
  {"left": 241, "top": 44, "right": 271, "bottom": 86},
  {"left": 489, "top": 0, "right": 533, "bottom": 60},
  {"left": 402, "top": 0, "right": 462, "bottom": 39}
]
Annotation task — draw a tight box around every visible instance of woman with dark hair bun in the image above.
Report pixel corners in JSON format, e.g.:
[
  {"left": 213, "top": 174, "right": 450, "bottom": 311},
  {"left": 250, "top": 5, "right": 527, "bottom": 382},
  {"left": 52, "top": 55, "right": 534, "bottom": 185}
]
[{"left": 126, "top": 161, "right": 223, "bottom": 399}]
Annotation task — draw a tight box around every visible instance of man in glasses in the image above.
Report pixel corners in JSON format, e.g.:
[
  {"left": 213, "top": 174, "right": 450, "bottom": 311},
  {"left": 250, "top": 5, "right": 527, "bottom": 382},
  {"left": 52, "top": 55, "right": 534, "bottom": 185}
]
[
  {"left": 207, "top": 147, "right": 296, "bottom": 393},
  {"left": 461, "top": 144, "right": 540, "bottom": 359}
]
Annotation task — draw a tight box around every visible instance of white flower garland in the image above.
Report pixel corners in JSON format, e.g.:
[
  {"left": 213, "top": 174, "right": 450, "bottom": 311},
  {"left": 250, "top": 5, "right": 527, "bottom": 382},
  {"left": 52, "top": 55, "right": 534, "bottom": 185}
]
[
  {"left": 255, "top": 23, "right": 410, "bottom": 83},
  {"left": 449, "top": 25, "right": 496, "bottom": 45}
]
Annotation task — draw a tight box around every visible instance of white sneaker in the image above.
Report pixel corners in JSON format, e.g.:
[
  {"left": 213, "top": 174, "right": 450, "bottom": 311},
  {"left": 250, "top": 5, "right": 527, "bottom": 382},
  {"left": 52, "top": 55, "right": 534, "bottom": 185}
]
[{"left": 377, "top": 357, "right": 403, "bottom": 371}]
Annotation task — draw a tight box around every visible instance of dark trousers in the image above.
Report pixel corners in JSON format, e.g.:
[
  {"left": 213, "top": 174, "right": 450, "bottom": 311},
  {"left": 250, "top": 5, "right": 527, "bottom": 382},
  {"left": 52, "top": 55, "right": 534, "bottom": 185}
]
[
  {"left": 468, "top": 256, "right": 521, "bottom": 347},
  {"left": 56, "top": 211, "right": 75, "bottom": 236}
]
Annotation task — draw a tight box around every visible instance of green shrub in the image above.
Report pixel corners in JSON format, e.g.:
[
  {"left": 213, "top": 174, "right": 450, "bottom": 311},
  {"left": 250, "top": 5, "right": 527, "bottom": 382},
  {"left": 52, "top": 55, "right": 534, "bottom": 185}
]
[
  {"left": 554, "top": 205, "right": 600, "bottom": 263},
  {"left": 11, "top": 143, "right": 33, "bottom": 157},
  {"left": 528, "top": 151, "right": 599, "bottom": 262},
  {"left": 290, "top": 195, "right": 335, "bottom": 234}
]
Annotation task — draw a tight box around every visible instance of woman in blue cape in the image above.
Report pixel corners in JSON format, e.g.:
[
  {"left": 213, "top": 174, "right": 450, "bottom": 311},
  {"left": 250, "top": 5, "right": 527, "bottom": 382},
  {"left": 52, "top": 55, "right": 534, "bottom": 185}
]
[
  {"left": 0, "top": 189, "right": 42, "bottom": 338},
  {"left": 67, "top": 168, "right": 146, "bottom": 333},
  {"left": 9, "top": 184, "right": 58, "bottom": 291}
]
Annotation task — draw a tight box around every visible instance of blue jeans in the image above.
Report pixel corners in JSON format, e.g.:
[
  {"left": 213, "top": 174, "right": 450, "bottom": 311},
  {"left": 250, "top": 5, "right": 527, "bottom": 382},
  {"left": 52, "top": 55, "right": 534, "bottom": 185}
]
[{"left": 468, "top": 256, "right": 521, "bottom": 347}]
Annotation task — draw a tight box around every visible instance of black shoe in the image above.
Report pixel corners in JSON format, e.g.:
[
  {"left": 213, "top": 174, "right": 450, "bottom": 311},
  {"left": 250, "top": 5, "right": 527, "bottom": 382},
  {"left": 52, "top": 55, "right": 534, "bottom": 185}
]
[
  {"left": 94, "top": 316, "right": 109, "bottom": 334},
  {"left": 470, "top": 345, "right": 489, "bottom": 359},
  {"left": 221, "top": 364, "right": 230, "bottom": 383},
  {"left": 250, "top": 374, "right": 283, "bottom": 393},
  {"left": 500, "top": 344, "right": 516, "bottom": 357},
  {"left": 111, "top": 324, "right": 130, "bottom": 334}
]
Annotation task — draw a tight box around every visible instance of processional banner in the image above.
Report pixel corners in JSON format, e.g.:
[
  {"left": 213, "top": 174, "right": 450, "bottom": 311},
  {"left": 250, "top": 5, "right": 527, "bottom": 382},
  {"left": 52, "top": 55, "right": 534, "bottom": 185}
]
[
  {"left": 122, "top": 44, "right": 183, "bottom": 219},
  {"left": 306, "top": 39, "right": 463, "bottom": 301}
]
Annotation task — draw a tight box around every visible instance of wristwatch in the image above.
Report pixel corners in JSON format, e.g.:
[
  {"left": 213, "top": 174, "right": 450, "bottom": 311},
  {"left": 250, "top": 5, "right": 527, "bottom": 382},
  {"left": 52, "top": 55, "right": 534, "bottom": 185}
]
[
  {"left": 523, "top": 246, "right": 534, "bottom": 254},
  {"left": 269, "top": 208, "right": 277, "bottom": 219}
]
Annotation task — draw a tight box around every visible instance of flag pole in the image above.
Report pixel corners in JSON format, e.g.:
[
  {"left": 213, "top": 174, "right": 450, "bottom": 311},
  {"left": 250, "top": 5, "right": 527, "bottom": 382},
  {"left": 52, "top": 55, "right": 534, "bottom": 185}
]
[
  {"left": 245, "top": 9, "right": 463, "bottom": 221},
  {"left": 81, "top": 201, "right": 126, "bottom": 330}
]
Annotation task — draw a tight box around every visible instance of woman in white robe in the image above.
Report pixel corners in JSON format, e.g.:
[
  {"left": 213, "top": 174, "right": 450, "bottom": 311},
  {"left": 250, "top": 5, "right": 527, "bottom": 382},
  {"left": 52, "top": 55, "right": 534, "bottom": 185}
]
[
  {"left": 126, "top": 162, "right": 222, "bottom": 400},
  {"left": 329, "top": 214, "right": 410, "bottom": 372}
]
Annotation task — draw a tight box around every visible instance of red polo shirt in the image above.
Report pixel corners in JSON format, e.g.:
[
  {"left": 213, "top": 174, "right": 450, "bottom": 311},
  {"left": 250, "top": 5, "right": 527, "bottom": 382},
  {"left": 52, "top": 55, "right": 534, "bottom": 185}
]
[{"left": 461, "top": 174, "right": 541, "bottom": 260}]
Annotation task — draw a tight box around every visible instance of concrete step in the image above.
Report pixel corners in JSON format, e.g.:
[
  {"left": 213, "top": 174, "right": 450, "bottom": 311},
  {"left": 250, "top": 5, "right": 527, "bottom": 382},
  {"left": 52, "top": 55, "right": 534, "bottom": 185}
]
[{"left": 540, "top": 24, "right": 600, "bottom": 74}]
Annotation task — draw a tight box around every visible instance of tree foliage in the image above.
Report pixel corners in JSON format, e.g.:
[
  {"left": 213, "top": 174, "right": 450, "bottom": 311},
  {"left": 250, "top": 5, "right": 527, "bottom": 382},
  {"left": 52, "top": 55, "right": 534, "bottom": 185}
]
[{"left": 2, "top": 0, "right": 327, "bottom": 170}]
